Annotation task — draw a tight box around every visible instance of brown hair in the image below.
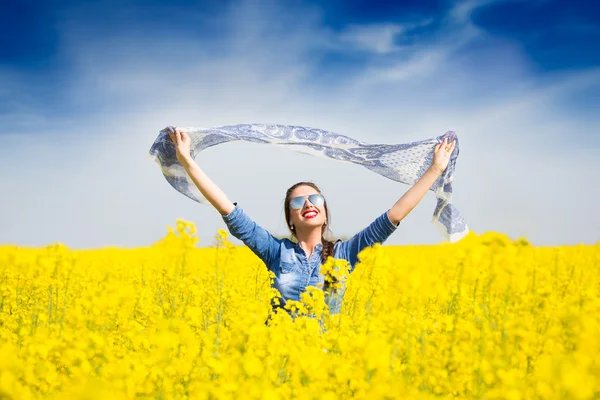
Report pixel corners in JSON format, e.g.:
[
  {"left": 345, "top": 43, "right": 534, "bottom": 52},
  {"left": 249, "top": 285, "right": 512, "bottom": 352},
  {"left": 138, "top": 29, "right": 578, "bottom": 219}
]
[{"left": 284, "top": 182, "right": 335, "bottom": 264}]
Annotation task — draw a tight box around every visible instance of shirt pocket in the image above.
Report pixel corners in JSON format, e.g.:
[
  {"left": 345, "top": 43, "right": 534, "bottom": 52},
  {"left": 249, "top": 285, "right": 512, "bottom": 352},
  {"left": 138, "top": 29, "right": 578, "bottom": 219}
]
[{"left": 280, "top": 260, "right": 300, "bottom": 274}]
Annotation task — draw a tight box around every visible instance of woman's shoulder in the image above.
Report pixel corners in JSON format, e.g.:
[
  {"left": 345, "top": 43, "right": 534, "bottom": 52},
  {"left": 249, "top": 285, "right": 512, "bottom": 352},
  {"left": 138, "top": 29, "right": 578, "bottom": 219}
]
[{"left": 279, "top": 238, "right": 297, "bottom": 250}]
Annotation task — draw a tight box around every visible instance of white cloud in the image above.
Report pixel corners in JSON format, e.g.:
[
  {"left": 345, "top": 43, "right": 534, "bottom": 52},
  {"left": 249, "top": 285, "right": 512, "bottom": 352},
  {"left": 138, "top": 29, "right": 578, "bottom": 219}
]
[
  {"left": 338, "top": 22, "right": 419, "bottom": 54},
  {"left": 0, "top": 0, "right": 598, "bottom": 249}
]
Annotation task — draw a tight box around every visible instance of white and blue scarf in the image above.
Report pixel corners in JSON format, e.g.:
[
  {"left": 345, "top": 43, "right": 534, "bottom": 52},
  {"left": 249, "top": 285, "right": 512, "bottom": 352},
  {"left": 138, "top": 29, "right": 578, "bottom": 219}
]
[{"left": 149, "top": 124, "right": 469, "bottom": 242}]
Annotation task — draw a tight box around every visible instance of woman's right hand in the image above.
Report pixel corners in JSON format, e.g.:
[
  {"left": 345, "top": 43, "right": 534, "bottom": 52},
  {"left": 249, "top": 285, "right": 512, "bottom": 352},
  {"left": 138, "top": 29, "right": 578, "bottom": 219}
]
[{"left": 167, "top": 127, "right": 192, "bottom": 163}]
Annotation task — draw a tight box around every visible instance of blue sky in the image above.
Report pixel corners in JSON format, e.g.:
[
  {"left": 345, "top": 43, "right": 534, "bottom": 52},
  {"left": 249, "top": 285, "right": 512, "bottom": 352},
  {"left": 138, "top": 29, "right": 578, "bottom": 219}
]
[{"left": 1, "top": 0, "right": 599, "bottom": 248}]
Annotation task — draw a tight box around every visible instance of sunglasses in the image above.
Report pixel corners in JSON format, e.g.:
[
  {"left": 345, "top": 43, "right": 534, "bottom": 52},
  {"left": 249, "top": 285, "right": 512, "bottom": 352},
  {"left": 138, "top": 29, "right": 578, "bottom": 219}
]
[{"left": 290, "top": 194, "right": 325, "bottom": 210}]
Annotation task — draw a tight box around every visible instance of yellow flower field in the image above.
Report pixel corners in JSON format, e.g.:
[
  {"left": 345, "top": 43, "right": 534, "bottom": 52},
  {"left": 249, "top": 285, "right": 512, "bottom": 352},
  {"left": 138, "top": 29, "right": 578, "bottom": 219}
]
[{"left": 1, "top": 221, "right": 599, "bottom": 399}]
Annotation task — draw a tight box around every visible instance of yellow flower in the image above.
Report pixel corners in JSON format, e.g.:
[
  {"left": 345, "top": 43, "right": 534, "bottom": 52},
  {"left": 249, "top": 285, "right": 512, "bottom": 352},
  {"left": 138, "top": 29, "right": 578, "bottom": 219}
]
[{"left": 0, "top": 227, "right": 598, "bottom": 398}]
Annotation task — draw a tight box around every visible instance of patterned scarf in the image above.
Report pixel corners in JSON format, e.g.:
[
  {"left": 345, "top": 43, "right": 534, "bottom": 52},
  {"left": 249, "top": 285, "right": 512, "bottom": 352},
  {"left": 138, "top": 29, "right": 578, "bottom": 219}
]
[{"left": 149, "top": 124, "right": 469, "bottom": 242}]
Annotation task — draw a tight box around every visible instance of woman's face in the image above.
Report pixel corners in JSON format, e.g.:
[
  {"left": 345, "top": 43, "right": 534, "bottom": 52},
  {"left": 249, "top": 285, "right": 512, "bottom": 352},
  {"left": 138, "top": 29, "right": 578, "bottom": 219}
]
[{"left": 288, "top": 185, "right": 327, "bottom": 231}]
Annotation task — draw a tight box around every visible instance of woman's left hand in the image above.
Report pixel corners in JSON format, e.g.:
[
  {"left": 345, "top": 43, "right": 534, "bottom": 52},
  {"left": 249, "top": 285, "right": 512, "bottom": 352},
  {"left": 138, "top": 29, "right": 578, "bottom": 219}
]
[{"left": 431, "top": 137, "right": 456, "bottom": 175}]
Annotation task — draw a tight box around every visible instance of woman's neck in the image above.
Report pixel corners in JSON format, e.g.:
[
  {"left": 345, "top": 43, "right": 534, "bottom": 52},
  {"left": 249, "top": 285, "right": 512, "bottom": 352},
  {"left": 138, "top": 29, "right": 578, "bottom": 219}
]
[{"left": 295, "top": 227, "right": 322, "bottom": 258}]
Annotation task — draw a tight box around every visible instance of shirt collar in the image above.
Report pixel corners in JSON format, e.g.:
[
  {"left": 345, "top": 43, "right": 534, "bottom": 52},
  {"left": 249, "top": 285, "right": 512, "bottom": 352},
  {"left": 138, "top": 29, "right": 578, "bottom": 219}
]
[{"left": 294, "top": 242, "right": 323, "bottom": 251}]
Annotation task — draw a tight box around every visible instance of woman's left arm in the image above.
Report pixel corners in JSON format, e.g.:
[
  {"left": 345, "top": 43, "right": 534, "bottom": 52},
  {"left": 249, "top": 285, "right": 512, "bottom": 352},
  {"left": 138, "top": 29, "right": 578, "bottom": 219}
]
[
  {"left": 387, "top": 137, "right": 455, "bottom": 225},
  {"left": 338, "top": 137, "right": 455, "bottom": 270}
]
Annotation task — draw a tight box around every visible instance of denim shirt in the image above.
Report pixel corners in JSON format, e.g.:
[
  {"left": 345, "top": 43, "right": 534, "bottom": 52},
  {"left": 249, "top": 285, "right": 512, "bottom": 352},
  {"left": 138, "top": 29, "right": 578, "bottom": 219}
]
[{"left": 222, "top": 202, "right": 398, "bottom": 314}]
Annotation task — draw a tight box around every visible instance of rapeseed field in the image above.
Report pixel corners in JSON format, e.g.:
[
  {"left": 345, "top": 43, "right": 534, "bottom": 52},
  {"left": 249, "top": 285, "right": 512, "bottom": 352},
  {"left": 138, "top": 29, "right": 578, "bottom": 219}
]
[{"left": 1, "top": 220, "right": 598, "bottom": 399}]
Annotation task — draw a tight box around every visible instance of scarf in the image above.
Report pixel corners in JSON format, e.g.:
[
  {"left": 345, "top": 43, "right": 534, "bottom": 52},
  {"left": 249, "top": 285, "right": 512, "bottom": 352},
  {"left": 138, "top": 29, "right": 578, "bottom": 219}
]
[{"left": 149, "top": 124, "right": 469, "bottom": 242}]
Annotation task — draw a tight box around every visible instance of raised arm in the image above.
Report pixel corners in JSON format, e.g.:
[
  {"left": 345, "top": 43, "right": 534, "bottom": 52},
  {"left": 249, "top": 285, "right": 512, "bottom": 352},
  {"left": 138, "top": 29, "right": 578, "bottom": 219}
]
[
  {"left": 168, "top": 127, "right": 279, "bottom": 265},
  {"left": 168, "top": 127, "right": 235, "bottom": 215},
  {"left": 339, "top": 137, "right": 456, "bottom": 270},
  {"left": 387, "top": 136, "right": 455, "bottom": 225}
]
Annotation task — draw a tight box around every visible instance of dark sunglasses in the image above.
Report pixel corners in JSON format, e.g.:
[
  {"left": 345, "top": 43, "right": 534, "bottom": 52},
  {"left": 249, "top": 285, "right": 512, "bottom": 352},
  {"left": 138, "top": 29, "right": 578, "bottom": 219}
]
[{"left": 290, "top": 194, "right": 325, "bottom": 210}]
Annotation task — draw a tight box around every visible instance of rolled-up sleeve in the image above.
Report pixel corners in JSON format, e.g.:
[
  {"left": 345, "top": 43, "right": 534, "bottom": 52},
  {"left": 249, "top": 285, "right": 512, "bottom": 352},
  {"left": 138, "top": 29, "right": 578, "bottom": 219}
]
[
  {"left": 337, "top": 210, "right": 398, "bottom": 271},
  {"left": 222, "top": 203, "right": 280, "bottom": 267}
]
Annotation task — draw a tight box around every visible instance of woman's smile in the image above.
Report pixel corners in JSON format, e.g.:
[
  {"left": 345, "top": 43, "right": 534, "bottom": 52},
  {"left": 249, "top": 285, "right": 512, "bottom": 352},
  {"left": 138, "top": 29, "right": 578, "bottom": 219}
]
[{"left": 302, "top": 210, "right": 318, "bottom": 219}]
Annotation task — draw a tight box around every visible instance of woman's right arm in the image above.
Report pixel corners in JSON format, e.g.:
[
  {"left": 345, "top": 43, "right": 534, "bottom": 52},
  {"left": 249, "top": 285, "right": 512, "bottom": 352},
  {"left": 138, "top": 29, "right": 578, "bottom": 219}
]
[
  {"left": 169, "top": 127, "right": 235, "bottom": 215},
  {"left": 168, "top": 127, "right": 280, "bottom": 265}
]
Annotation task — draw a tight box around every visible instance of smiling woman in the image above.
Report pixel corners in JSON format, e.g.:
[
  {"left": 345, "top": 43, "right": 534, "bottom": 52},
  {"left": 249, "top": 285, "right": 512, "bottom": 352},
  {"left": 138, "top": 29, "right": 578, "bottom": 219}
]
[{"left": 158, "top": 125, "right": 457, "bottom": 316}]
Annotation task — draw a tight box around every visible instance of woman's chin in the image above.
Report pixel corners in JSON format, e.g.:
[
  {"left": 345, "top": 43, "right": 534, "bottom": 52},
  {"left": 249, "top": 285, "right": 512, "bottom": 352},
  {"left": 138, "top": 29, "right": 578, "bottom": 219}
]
[{"left": 300, "top": 220, "right": 324, "bottom": 229}]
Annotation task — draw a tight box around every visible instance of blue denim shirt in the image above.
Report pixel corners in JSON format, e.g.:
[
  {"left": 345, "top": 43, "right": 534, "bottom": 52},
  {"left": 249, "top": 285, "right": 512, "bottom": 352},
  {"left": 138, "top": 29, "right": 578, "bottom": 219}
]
[{"left": 222, "top": 203, "right": 398, "bottom": 314}]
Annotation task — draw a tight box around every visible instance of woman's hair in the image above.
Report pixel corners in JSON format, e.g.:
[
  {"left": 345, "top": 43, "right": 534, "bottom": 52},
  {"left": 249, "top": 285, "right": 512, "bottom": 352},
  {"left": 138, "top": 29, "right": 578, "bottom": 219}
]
[{"left": 284, "top": 182, "right": 335, "bottom": 265}]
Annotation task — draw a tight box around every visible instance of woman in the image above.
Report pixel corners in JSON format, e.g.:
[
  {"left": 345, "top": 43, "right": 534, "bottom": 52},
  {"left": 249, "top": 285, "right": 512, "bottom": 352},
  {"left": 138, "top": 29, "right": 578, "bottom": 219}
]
[{"left": 167, "top": 127, "right": 456, "bottom": 315}]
